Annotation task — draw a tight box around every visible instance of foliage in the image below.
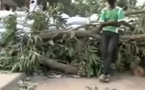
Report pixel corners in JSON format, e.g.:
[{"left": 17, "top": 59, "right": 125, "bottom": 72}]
[
  {"left": 0, "top": 4, "right": 66, "bottom": 73},
  {"left": 117, "top": 0, "right": 128, "bottom": 8},
  {"left": 0, "top": 0, "right": 145, "bottom": 77},
  {"left": 117, "top": 0, "right": 137, "bottom": 9},
  {"left": 69, "top": 0, "right": 106, "bottom": 16},
  {"left": 116, "top": 14, "right": 145, "bottom": 71},
  {"left": 32, "top": 11, "right": 48, "bottom": 33},
  {"left": 0, "top": 15, "right": 42, "bottom": 72},
  {"left": 13, "top": 0, "right": 25, "bottom": 7}
]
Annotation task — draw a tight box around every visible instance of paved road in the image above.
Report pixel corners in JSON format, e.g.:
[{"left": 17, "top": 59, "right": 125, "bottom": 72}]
[{"left": 35, "top": 74, "right": 145, "bottom": 90}]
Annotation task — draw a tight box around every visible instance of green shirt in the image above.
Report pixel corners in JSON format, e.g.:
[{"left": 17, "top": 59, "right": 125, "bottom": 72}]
[{"left": 99, "top": 6, "right": 125, "bottom": 33}]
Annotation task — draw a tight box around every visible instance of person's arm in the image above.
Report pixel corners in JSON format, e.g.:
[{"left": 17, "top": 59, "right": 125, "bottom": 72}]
[
  {"left": 99, "top": 9, "right": 105, "bottom": 23},
  {"left": 98, "top": 9, "right": 106, "bottom": 30},
  {"left": 119, "top": 21, "right": 135, "bottom": 30},
  {"left": 101, "top": 21, "right": 120, "bottom": 27},
  {"left": 99, "top": 9, "right": 120, "bottom": 27},
  {"left": 98, "top": 8, "right": 134, "bottom": 29},
  {"left": 117, "top": 8, "right": 135, "bottom": 30},
  {"left": 101, "top": 8, "right": 134, "bottom": 29}
]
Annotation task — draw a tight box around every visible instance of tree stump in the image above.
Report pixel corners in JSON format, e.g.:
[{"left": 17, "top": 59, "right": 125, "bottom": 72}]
[{"left": 133, "top": 65, "right": 144, "bottom": 77}]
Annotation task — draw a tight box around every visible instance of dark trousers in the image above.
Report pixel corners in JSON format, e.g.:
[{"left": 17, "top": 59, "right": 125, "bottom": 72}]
[{"left": 101, "top": 31, "right": 119, "bottom": 75}]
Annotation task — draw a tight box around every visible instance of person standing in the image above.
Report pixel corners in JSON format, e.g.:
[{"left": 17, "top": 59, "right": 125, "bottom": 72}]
[{"left": 98, "top": 0, "right": 134, "bottom": 83}]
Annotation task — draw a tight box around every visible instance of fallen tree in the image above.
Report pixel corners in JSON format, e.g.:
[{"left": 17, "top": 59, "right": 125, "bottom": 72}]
[
  {"left": 37, "top": 9, "right": 145, "bottom": 76},
  {"left": 1, "top": 7, "right": 145, "bottom": 77},
  {"left": 38, "top": 9, "right": 145, "bottom": 41},
  {"left": 38, "top": 29, "right": 145, "bottom": 41},
  {"left": 42, "top": 58, "right": 79, "bottom": 75},
  {"left": 125, "top": 9, "right": 145, "bottom": 16}
]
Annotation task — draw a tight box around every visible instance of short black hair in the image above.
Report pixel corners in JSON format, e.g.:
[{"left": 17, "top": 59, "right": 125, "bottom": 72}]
[
  {"left": 107, "top": 0, "right": 117, "bottom": 6},
  {"left": 107, "top": 0, "right": 117, "bottom": 3},
  {"left": 31, "top": 0, "right": 35, "bottom": 3},
  {"left": 107, "top": 0, "right": 117, "bottom": 2}
]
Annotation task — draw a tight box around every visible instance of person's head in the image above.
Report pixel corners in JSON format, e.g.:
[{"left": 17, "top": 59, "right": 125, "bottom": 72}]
[
  {"left": 107, "top": 0, "right": 116, "bottom": 7},
  {"left": 31, "top": 0, "right": 35, "bottom": 4}
]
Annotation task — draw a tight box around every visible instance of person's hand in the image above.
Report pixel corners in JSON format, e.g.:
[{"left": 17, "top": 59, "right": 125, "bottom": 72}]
[{"left": 119, "top": 21, "right": 135, "bottom": 30}]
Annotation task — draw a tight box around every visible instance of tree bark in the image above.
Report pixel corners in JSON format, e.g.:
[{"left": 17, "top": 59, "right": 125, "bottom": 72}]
[
  {"left": 37, "top": 9, "right": 145, "bottom": 74},
  {"left": 121, "top": 34, "right": 145, "bottom": 41},
  {"left": 38, "top": 9, "right": 145, "bottom": 40},
  {"left": 38, "top": 28, "right": 145, "bottom": 42},
  {"left": 125, "top": 9, "right": 145, "bottom": 16},
  {"left": 74, "top": 37, "right": 88, "bottom": 53},
  {"left": 42, "top": 58, "right": 78, "bottom": 75},
  {"left": 38, "top": 30, "right": 100, "bottom": 40}
]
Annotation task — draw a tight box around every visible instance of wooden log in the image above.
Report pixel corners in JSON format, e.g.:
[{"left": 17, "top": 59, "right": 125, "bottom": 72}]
[
  {"left": 37, "top": 9, "right": 145, "bottom": 74},
  {"left": 37, "top": 9, "right": 145, "bottom": 41},
  {"left": 42, "top": 57, "right": 78, "bottom": 75},
  {"left": 74, "top": 37, "right": 88, "bottom": 53},
  {"left": 125, "top": 9, "right": 145, "bottom": 16},
  {"left": 38, "top": 28, "right": 145, "bottom": 42},
  {"left": 133, "top": 65, "right": 144, "bottom": 77}
]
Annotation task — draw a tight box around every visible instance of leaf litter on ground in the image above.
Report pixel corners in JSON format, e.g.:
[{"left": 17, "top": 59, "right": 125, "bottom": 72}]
[
  {"left": 17, "top": 77, "right": 38, "bottom": 90},
  {"left": 87, "top": 85, "right": 116, "bottom": 90}
]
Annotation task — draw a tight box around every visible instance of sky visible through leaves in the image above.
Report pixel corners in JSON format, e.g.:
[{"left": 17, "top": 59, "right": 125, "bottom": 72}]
[{"left": 136, "top": 0, "right": 144, "bottom": 6}]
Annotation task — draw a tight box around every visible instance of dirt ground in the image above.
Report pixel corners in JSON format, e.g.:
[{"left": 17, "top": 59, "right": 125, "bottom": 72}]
[{"left": 27, "top": 73, "right": 145, "bottom": 90}]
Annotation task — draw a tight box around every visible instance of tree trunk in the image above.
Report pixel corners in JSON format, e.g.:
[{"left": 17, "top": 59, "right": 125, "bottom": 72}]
[
  {"left": 42, "top": 58, "right": 78, "bottom": 75},
  {"left": 38, "top": 9, "right": 145, "bottom": 74},
  {"left": 38, "top": 28, "right": 145, "bottom": 42},
  {"left": 74, "top": 37, "right": 88, "bottom": 53},
  {"left": 125, "top": 9, "right": 145, "bottom": 16}
]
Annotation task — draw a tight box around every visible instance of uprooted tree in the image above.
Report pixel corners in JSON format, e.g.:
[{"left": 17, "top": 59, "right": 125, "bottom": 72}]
[{"left": 1, "top": 1, "right": 145, "bottom": 77}]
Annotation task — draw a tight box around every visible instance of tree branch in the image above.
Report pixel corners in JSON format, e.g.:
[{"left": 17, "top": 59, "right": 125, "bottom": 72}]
[{"left": 125, "top": 9, "right": 145, "bottom": 16}]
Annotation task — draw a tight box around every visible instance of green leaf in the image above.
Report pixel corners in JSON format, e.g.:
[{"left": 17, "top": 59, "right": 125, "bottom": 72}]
[
  {"left": 68, "top": 47, "right": 74, "bottom": 57},
  {"left": 91, "top": 53, "right": 99, "bottom": 65},
  {"left": 88, "top": 55, "right": 93, "bottom": 65},
  {"left": 87, "top": 64, "right": 93, "bottom": 77},
  {"left": 97, "top": 66, "right": 102, "bottom": 77},
  {"left": 117, "top": 52, "right": 122, "bottom": 66}
]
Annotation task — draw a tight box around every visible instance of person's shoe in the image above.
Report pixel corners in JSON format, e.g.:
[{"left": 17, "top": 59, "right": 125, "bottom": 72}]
[
  {"left": 105, "top": 74, "right": 111, "bottom": 83},
  {"left": 99, "top": 74, "right": 106, "bottom": 82}
]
